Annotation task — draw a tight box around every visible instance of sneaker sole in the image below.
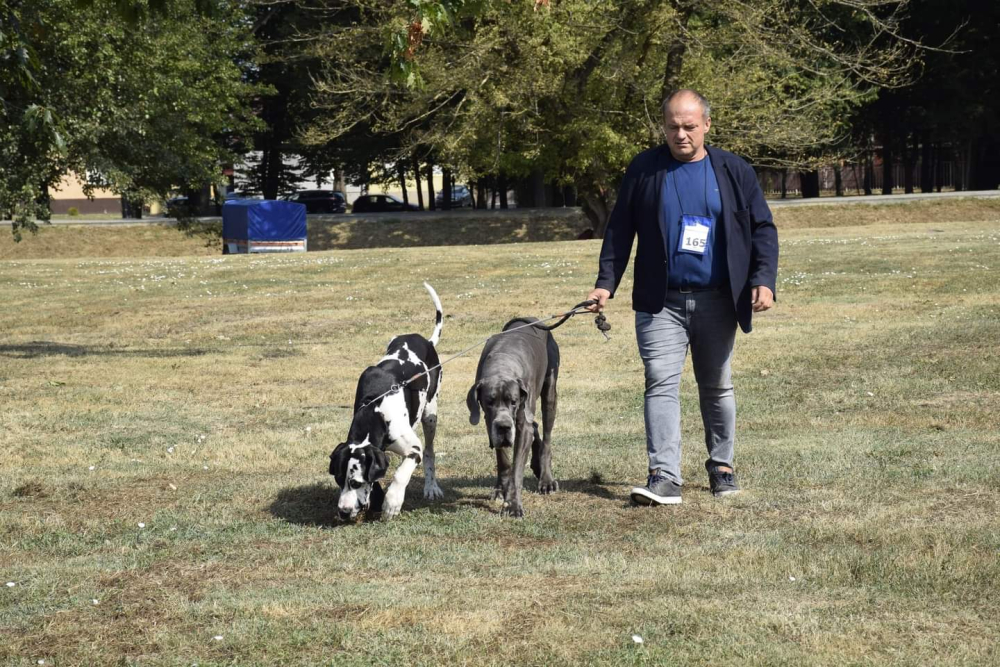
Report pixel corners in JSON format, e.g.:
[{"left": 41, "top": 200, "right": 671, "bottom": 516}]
[
  {"left": 630, "top": 487, "right": 682, "bottom": 506},
  {"left": 712, "top": 488, "right": 741, "bottom": 497}
]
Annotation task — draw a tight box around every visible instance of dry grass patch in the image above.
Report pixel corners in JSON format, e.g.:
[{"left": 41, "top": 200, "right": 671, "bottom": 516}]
[{"left": 2, "top": 212, "right": 999, "bottom": 665}]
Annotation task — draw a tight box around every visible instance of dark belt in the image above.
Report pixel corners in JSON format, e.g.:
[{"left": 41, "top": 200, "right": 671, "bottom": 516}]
[{"left": 670, "top": 285, "right": 722, "bottom": 294}]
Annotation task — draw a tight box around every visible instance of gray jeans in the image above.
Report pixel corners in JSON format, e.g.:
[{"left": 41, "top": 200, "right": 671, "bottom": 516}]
[{"left": 635, "top": 289, "right": 737, "bottom": 485}]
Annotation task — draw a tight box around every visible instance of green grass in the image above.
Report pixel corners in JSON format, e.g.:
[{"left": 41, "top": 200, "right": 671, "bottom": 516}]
[{"left": 1, "top": 206, "right": 999, "bottom": 666}]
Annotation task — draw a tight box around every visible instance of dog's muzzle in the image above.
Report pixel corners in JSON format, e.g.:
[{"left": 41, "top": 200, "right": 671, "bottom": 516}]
[{"left": 490, "top": 418, "right": 515, "bottom": 449}]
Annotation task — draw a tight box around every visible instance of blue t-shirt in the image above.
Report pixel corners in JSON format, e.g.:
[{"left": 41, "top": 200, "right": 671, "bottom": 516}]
[{"left": 662, "top": 155, "right": 727, "bottom": 289}]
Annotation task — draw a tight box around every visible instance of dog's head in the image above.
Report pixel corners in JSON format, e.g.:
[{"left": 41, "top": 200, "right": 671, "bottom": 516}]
[
  {"left": 466, "top": 377, "right": 527, "bottom": 448},
  {"left": 329, "top": 441, "right": 388, "bottom": 521}
]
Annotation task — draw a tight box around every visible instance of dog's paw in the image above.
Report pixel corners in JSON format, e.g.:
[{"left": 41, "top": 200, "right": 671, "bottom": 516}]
[
  {"left": 423, "top": 480, "right": 444, "bottom": 501},
  {"left": 491, "top": 485, "right": 505, "bottom": 501},
  {"left": 537, "top": 478, "right": 559, "bottom": 495},
  {"left": 500, "top": 502, "right": 524, "bottom": 519},
  {"left": 381, "top": 487, "right": 405, "bottom": 520}
]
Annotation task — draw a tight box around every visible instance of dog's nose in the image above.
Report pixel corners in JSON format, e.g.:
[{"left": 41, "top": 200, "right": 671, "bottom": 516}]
[{"left": 338, "top": 509, "right": 354, "bottom": 521}]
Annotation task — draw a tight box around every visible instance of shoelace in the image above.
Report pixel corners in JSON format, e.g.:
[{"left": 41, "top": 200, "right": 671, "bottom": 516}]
[
  {"left": 712, "top": 470, "right": 735, "bottom": 485},
  {"left": 647, "top": 473, "right": 670, "bottom": 488}
]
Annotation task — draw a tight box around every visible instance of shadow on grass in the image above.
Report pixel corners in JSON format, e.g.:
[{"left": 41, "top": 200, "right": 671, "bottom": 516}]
[
  {"left": 307, "top": 210, "right": 591, "bottom": 251},
  {"left": 0, "top": 341, "right": 210, "bottom": 359},
  {"left": 268, "top": 483, "right": 345, "bottom": 528},
  {"left": 269, "top": 474, "right": 620, "bottom": 526}
]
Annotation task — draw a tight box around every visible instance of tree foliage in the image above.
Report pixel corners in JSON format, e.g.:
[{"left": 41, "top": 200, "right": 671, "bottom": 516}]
[
  {"left": 1, "top": 0, "right": 258, "bottom": 239},
  {"left": 305, "top": 0, "right": 915, "bottom": 231}
]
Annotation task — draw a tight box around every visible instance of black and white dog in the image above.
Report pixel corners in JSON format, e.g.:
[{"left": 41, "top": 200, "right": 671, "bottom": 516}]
[
  {"left": 466, "top": 317, "right": 560, "bottom": 518},
  {"left": 329, "top": 283, "right": 445, "bottom": 521}
]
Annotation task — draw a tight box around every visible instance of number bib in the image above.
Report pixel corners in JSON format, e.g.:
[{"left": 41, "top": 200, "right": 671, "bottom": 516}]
[{"left": 678, "top": 214, "right": 713, "bottom": 255}]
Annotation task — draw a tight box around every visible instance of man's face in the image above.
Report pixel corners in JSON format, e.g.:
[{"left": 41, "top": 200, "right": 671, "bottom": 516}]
[{"left": 664, "top": 95, "right": 711, "bottom": 162}]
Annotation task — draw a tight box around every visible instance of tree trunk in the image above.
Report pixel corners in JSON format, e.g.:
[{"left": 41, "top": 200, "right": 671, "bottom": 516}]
[
  {"left": 548, "top": 182, "right": 564, "bottom": 207},
  {"left": 920, "top": 133, "right": 933, "bottom": 193},
  {"left": 412, "top": 158, "right": 424, "bottom": 210},
  {"left": 499, "top": 172, "right": 508, "bottom": 209},
  {"left": 965, "top": 140, "right": 976, "bottom": 190},
  {"left": 660, "top": 3, "right": 692, "bottom": 104},
  {"left": 581, "top": 189, "right": 612, "bottom": 238},
  {"left": 426, "top": 163, "right": 436, "bottom": 210},
  {"left": 334, "top": 168, "right": 347, "bottom": 194},
  {"left": 780, "top": 169, "right": 787, "bottom": 199},
  {"left": 530, "top": 169, "right": 545, "bottom": 208},
  {"left": 935, "top": 144, "right": 944, "bottom": 192},
  {"left": 441, "top": 168, "right": 452, "bottom": 210},
  {"left": 881, "top": 142, "right": 893, "bottom": 195},
  {"left": 564, "top": 184, "right": 577, "bottom": 207},
  {"left": 397, "top": 162, "right": 409, "bottom": 205},
  {"left": 973, "top": 138, "right": 1000, "bottom": 189},
  {"left": 863, "top": 151, "right": 873, "bottom": 196},
  {"left": 800, "top": 170, "right": 820, "bottom": 199},
  {"left": 903, "top": 134, "right": 917, "bottom": 194},
  {"left": 834, "top": 165, "right": 843, "bottom": 197},
  {"left": 476, "top": 179, "right": 487, "bottom": 209},
  {"left": 263, "top": 143, "right": 285, "bottom": 200}
]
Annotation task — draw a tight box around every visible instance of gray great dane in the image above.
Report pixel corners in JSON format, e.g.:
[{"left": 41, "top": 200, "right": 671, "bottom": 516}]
[{"left": 466, "top": 317, "right": 559, "bottom": 518}]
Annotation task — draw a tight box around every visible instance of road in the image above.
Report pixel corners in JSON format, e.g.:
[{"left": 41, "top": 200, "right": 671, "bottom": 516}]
[{"left": 20, "top": 189, "right": 1000, "bottom": 225}]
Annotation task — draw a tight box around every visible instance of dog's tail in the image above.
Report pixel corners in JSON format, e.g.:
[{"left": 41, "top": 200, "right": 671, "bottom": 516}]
[{"left": 424, "top": 282, "right": 443, "bottom": 346}]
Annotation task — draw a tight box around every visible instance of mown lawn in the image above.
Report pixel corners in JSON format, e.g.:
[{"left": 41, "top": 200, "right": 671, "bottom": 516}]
[{"left": 1, "top": 205, "right": 998, "bottom": 666}]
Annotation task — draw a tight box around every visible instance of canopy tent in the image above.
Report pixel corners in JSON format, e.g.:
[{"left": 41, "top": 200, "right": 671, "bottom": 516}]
[{"left": 222, "top": 200, "right": 307, "bottom": 254}]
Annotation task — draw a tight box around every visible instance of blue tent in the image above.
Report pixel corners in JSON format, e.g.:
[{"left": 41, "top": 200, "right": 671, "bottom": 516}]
[{"left": 222, "top": 200, "right": 307, "bottom": 254}]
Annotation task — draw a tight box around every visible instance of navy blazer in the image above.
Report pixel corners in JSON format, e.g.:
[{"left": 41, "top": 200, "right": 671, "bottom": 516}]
[{"left": 595, "top": 144, "right": 778, "bottom": 333}]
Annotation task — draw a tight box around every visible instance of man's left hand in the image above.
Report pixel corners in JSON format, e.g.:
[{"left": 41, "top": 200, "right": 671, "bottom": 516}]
[{"left": 751, "top": 285, "right": 774, "bottom": 312}]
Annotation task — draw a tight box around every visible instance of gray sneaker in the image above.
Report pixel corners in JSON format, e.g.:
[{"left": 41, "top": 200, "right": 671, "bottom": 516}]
[
  {"left": 630, "top": 470, "right": 682, "bottom": 506},
  {"left": 708, "top": 466, "right": 740, "bottom": 497}
]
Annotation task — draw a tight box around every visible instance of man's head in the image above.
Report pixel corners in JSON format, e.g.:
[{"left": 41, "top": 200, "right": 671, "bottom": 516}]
[
  {"left": 466, "top": 377, "right": 527, "bottom": 449},
  {"left": 329, "top": 441, "right": 388, "bottom": 521},
  {"left": 662, "top": 89, "right": 711, "bottom": 162}
]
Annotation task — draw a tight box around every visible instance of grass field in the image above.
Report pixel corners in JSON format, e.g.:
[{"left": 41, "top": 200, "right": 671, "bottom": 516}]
[{"left": 2, "top": 201, "right": 999, "bottom": 666}]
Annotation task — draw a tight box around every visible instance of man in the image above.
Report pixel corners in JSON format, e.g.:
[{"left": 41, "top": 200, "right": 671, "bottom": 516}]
[{"left": 586, "top": 89, "right": 778, "bottom": 506}]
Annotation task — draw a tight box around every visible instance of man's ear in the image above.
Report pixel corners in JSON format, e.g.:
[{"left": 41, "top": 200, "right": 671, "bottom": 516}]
[
  {"left": 365, "top": 447, "right": 389, "bottom": 482},
  {"left": 466, "top": 382, "right": 481, "bottom": 425},
  {"left": 329, "top": 442, "right": 349, "bottom": 487}
]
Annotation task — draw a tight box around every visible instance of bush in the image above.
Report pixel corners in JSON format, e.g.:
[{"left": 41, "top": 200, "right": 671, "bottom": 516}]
[{"left": 67, "top": 207, "right": 80, "bottom": 217}]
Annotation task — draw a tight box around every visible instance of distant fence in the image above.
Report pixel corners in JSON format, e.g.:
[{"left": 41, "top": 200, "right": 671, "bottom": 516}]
[{"left": 758, "top": 159, "right": 958, "bottom": 197}]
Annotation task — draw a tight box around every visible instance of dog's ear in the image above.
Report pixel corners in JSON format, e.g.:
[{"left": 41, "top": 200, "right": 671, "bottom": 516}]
[
  {"left": 368, "top": 481, "right": 385, "bottom": 513},
  {"left": 466, "top": 382, "right": 481, "bottom": 425},
  {"left": 365, "top": 447, "right": 389, "bottom": 482},
  {"left": 516, "top": 378, "right": 529, "bottom": 407},
  {"left": 329, "top": 442, "right": 350, "bottom": 487}
]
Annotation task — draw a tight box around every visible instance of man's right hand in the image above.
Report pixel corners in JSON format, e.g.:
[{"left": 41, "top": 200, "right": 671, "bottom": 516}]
[{"left": 586, "top": 288, "right": 611, "bottom": 312}]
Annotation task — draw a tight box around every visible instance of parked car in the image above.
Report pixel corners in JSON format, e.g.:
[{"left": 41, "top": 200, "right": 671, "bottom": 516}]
[
  {"left": 285, "top": 189, "right": 347, "bottom": 214},
  {"left": 351, "top": 193, "right": 420, "bottom": 213},
  {"left": 435, "top": 184, "right": 473, "bottom": 208},
  {"left": 165, "top": 195, "right": 191, "bottom": 217},
  {"left": 224, "top": 190, "right": 262, "bottom": 201}
]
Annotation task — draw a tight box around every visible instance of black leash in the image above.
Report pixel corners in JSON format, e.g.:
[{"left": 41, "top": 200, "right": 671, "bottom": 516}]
[
  {"left": 355, "top": 300, "right": 611, "bottom": 412},
  {"left": 530, "top": 299, "right": 611, "bottom": 341}
]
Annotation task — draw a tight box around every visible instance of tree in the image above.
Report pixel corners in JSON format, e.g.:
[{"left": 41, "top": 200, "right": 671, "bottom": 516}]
[
  {"left": 857, "top": 0, "right": 1000, "bottom": 192},
  {"left": 306, "top": 0, "right": 915, "bottom": 233},
  {"left": 1, "top": 0, "right": 259, "bottom": 239}
]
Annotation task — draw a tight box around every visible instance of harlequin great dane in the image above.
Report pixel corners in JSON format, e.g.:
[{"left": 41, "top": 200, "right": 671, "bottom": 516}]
[
  {"left": 466, "top": 317, "right": 560, "bottom": 518},
  {"left": 329, "top": 283, "right": 445, "bottom": 521}
]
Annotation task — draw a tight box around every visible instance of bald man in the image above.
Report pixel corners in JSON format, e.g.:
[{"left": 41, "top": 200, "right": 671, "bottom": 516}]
[{"left": 586, "top": 89, "right": 778, "bottom": 506}]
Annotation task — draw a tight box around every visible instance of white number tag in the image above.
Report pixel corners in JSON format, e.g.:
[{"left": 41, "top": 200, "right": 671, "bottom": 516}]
[{"left": 678, "top": 215, "right": 712, "bottom": 255}]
